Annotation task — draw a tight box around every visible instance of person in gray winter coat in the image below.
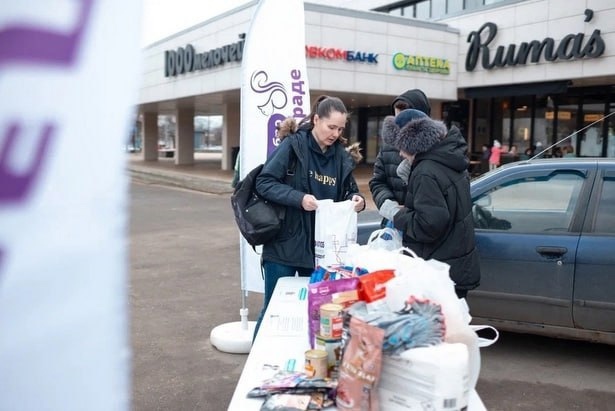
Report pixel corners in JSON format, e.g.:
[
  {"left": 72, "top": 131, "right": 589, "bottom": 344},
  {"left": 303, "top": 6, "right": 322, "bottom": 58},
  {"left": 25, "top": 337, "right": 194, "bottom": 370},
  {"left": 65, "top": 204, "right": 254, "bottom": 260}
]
[
  {"left": 378, "top": 109, "right": 480, "bottom": 297},
  {"left": 369, "top": 89, "right": 431, "bottom": 227}
]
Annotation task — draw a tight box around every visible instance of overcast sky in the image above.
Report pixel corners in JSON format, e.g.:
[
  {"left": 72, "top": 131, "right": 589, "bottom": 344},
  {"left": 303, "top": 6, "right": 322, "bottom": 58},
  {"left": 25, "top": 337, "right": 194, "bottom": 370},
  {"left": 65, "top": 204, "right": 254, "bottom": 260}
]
[{"left": 140, "top": 0, "right": 251, "bottom": 46}]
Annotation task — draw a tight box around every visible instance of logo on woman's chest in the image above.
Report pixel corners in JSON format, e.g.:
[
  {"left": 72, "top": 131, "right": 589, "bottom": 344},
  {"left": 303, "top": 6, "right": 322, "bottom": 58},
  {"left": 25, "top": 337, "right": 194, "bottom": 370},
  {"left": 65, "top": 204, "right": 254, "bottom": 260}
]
[{"left": 310, "top": 171, "right": 336, "bottom": 186}]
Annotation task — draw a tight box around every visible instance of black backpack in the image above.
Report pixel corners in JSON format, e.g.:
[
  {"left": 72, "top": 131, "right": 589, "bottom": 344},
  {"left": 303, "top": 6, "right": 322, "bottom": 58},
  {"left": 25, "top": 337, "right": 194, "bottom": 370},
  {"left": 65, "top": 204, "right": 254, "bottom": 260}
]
[{"left": 230, "top": 155, "right": 296, "bottom": 247}]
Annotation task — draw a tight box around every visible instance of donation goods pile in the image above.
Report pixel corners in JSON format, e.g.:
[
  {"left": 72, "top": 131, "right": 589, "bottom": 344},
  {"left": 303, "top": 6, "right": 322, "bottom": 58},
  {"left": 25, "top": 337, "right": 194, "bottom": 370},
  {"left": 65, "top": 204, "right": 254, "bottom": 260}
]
[{"left": 246, "top": 234, "right": 496, "bottom": 411}]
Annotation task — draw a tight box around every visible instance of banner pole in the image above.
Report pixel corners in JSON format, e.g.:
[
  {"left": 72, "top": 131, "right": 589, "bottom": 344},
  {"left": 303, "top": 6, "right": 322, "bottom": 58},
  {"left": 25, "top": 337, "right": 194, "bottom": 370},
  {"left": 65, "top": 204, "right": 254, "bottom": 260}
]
[{"left": 210, "top": 0, "right": 311, "bottom": 354}]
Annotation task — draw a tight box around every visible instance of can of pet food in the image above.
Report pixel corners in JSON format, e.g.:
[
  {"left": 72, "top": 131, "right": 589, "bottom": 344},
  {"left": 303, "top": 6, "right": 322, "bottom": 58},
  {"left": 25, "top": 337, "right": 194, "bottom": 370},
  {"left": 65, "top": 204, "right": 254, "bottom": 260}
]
[
  {"left": 319, "top": 303, "right": 343, "bottom": 339},
  {"left": 304, "top": 349, "right": 328, "bottom": 379},
  {"left": 315, "top": 335, "right": 342, "bottom": 379}
]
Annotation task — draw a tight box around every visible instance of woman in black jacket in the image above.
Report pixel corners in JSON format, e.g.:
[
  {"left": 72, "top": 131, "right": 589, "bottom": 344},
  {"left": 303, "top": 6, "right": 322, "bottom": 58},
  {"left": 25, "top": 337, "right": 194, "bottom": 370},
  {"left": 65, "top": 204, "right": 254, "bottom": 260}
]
[
  {"left": 254, "top": 95, "right": 365, "bottom": 337},
  {"left": 378, "top": 109, "right": 480, "bottom": 298}
]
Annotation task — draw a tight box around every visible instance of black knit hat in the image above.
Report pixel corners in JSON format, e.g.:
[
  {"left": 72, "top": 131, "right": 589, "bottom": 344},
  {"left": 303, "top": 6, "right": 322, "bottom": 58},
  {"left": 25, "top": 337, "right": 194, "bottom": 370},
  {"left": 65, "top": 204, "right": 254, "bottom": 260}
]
[
  {"left": 391, "top": 89, "right": 431, "bottom": 116},
  {"left": 382, "top": 109, "right": 447, "bottom": 155}
]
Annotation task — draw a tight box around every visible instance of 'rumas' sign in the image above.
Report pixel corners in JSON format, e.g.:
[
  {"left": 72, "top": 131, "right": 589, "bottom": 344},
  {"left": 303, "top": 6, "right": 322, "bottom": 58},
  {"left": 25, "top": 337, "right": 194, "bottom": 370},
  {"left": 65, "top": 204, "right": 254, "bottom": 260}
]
[{"left": 465, "top": 9, "right": 605, "bottom": 71}]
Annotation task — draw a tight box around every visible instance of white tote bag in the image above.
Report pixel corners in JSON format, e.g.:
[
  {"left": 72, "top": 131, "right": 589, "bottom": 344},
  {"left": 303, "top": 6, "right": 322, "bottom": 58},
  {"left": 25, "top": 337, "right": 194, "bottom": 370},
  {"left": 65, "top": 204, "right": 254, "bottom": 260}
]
[{"left": 314, "top": 199, "right": 357, "bottom": 268}]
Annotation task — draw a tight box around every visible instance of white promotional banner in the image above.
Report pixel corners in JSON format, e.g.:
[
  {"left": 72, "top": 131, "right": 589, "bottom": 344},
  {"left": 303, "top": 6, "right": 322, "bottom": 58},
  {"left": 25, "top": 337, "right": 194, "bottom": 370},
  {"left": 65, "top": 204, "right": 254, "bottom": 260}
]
[
  {"left": 0, "top": 1, "right": 140, "bottom": 410},
  {"left": 240, "top": 0, "right": 311, "bottom": 293}
]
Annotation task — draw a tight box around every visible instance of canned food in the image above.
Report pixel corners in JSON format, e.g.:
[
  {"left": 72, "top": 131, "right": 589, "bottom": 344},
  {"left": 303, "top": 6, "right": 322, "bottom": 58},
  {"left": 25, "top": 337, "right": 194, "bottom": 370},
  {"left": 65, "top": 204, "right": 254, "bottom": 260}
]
[
  {"left": 315, "top": 335, "right": 342, "bottom": 379},
  {"left": 319, "top": 303, "right": 344, "bottom": 339},
  {"left": 305, "top": 349, "right": 328, "bottom": 379}
]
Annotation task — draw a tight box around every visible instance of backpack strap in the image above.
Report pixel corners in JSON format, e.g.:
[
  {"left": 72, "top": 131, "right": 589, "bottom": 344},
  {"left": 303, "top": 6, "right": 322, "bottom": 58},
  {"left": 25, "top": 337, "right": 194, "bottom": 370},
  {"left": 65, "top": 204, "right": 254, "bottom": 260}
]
[{"left": 285, "top": 149, "right": 297, "bottom": 182}]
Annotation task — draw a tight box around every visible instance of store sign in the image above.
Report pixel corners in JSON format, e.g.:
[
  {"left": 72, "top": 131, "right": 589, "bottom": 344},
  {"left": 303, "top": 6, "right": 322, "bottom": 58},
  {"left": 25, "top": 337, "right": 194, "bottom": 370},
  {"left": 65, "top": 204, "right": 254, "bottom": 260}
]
[
  {"left": 465, "top": 9, "right": 605, "bottom": 71},
  {"left": 164, "top": 34, "right": 245, "bottom": 77},
  {"left": 585, "top": 114, "right": 603, "bottom": 122},
  {"left": 545, "top": 111, "right": 572, "bottom": 120},
  {"left": 305, "top": 46, "right": 378, "bottom": 63},
  {"left": 392, "top": 52, "right": 449, "bottom": 74}
]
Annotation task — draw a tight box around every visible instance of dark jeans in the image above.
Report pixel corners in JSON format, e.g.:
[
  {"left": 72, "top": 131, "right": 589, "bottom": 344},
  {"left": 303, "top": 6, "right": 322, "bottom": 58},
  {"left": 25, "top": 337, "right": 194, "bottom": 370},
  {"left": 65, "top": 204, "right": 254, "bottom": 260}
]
[{"left": 253, "top": 260, "right": 313, "bottom": 340}]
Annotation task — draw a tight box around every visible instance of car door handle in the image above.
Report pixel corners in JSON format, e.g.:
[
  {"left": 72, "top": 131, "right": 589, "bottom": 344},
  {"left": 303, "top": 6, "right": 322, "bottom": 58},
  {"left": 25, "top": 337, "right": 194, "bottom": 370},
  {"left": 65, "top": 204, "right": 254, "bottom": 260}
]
[{"left": 536, "top": 246, "right": 568, "bottom": 259}]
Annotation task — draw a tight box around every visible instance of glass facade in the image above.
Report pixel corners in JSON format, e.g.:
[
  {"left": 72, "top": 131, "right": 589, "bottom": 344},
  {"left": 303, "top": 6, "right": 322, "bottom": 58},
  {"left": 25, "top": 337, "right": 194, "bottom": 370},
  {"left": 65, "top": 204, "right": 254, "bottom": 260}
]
[
  {"left": 608, "top": 105, "right": 615, "bottom": 158},
  {"left": 379, "top": 0, "right": 510, "bottom": 20},
  {"left": 511, "top": 96, "right": 534, "bottom": 154},
  {"left": 364, "top": 108, "right": 390, "bottom": 163},
  {"left": 470, "top": 87, "right": 615, "bottom": 160}
]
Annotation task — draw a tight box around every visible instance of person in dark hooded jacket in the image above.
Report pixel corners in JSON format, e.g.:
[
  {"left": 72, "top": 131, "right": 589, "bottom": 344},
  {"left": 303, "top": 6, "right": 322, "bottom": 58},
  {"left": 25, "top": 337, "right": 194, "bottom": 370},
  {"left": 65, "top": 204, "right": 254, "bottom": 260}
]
[
  {"left": 378, "top": 109, "right": 480, "bottom": 297},
  {"left": 254, "top": 95, "right": 365, "bottom": 337},
  {"left": 369, "top": 89, "right": 431, "bottom": 227}
]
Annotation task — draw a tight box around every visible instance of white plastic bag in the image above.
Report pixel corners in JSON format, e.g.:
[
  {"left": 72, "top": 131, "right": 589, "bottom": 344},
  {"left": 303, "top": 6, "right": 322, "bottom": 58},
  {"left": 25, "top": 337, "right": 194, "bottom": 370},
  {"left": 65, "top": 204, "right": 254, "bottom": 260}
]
[
  {"left": 343, "top": 243, "right": 405, "bottom": 272},
  {"left": 384, "top": 247, "right": 491, "bottom": 392},
  {"left": 314, "top": 199, "right": 357, "bottom": 268},
  {"left": 366, "top": 227, "right": 403, "bottom": 252}
]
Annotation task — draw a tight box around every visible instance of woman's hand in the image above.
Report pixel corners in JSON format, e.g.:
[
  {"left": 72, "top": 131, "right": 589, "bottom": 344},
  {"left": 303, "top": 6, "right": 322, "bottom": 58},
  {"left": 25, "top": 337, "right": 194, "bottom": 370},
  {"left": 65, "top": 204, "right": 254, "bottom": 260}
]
[
  {"left": 351, "top": 195, "right": 365, "bottom": 212},
  {"left": 301, "top": 194, "right": 319, "bottom": 211}
]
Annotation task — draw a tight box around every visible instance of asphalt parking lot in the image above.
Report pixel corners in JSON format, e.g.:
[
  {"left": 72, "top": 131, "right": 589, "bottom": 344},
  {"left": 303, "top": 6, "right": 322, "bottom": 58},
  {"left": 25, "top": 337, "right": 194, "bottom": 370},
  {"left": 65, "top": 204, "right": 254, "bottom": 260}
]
[{"left": 128, "top": 155, "right": 615, "bottom": 411}]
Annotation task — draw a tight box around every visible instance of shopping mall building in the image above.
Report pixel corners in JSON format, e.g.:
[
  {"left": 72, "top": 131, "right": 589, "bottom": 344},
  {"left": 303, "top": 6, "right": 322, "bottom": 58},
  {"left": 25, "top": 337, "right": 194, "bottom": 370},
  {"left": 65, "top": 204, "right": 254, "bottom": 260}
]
[{"left": 137, "top": 0, "right": 615, "bottom": 170}]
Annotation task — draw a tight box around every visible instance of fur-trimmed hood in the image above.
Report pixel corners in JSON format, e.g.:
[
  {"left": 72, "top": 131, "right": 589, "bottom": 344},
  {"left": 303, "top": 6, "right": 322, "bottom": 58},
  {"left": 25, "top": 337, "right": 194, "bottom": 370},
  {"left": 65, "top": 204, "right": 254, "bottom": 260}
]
[
  {"left": 381, "top": 112, "right": 447, "bottom": 155},
  {"left": 276, "top": 117, "right": 363, "bottom": 163}
]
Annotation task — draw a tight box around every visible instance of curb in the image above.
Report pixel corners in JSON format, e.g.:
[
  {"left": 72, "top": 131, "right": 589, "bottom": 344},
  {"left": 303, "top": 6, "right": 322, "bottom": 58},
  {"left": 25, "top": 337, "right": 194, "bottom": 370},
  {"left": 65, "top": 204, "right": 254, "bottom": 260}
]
[
  {"left": 129, "top": 167, "right": 234, "bottom": 195},
  {"left": 128, "top": 164, "right": 377, "bottom": 209}
]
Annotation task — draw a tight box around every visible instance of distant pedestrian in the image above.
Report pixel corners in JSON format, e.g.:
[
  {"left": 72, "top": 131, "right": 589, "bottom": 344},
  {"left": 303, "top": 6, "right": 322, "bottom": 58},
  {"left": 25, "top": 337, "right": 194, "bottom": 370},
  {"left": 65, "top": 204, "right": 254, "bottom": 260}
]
[
  {"left": 489, "top": 140, "right": 502, "bottom": 171},
  {"left": 231, "top": 152, "right": 240, "bottom": 188},
  {"left": 553, "top": 147, "right": 564, "bottom": 158},
  {"left": 519, "top": 145, "right": 535, "bottom": 160},
  {"left": 479, "top": 144, "right": 491, "bottom": 173},
  {"left": 563, "top": 145, "right": 575, "bottom": 157}
]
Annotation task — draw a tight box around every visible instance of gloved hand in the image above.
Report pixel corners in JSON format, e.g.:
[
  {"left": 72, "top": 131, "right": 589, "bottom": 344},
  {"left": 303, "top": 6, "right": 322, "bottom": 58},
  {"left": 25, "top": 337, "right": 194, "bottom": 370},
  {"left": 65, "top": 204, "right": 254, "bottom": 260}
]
[
  {"left": 379, "top": 199, "right": 401, "bottom": 221},
  {"left": 396, "top": 159, "right": 412, "bottom": 183}
]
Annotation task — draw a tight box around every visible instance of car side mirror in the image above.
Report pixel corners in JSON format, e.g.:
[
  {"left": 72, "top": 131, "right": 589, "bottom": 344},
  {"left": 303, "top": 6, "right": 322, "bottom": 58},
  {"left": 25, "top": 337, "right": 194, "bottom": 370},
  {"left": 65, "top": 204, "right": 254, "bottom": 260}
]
[{"left": 475, "top": 195, "right": 491, "bottom": 208}]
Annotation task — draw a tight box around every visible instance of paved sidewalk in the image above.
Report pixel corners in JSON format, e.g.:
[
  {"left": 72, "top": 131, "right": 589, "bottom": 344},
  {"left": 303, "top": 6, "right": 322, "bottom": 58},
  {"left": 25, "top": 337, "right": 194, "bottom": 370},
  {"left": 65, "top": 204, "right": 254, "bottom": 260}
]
[{"left": 126, "top": 152, "right": 377, "bottom": 210}]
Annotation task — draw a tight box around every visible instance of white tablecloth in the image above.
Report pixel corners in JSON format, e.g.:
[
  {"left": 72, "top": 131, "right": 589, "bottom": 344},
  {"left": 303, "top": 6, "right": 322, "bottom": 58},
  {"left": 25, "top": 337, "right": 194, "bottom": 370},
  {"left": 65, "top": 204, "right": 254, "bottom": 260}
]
[{"left": 228, "top": 276, "right": 487, "bottom": 411}]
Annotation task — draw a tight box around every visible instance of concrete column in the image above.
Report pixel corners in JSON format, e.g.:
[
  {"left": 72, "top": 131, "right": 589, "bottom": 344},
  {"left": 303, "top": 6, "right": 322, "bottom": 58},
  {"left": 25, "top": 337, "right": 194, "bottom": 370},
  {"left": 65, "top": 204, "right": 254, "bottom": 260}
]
[
  {"left": 222, "top": 102, "right": 240, "bottom": 171},
  {"left": 142, "top": 112, "right": 158, "bottom": 161},
  {"left": 175, "top": 107, "right": 194, "bottom": 165}
]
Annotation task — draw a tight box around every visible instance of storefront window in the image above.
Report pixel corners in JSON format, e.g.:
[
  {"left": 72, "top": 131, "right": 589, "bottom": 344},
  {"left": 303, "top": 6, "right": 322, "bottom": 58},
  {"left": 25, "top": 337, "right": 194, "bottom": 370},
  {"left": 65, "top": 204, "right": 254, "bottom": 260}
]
[
  {"left": 465, "top": 0, "right": 484, "bottom": 11},
  {"left": 493, "top": 97, "right": 511, "bottom": 148},
  {"left": 416, "top": 1, "right": 430, "bottom": 19},
  {"left": 554, "top": 96, "right": 579, "bottom": 157},
  {"left": 432, "top": 0, "right": 446, "bottom": 18},
  {"left": 473, "top": 99, "right": 491, "bottom": 154},
  {"left": 447, "top": 0, "right": 463, "bottom": 14},
  {"left": 579, "top": 99, "right": 605, "bottom": 157},
  {"left": 366, "top": 117, "right": 381, "bottom": 163},
  {"left": 346, "top": 115, "right": 357, "bottom": 145},
  {"left": 608, "top": 107, "right": 615, "bottom": 158},
  {"left": 469, "top": 89, "right": 613, "bottom": 160},
  {"left": 512, "top": 96, "right": 534, "bottom": 156}
]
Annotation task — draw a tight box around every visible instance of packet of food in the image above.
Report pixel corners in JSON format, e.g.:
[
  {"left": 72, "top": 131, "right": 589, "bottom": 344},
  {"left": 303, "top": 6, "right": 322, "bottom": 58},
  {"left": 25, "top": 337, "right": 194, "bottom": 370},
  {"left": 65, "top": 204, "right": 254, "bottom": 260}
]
[
  {"left": 336, "top": 316, "right": 385, "bottom": 411},
  {"left": 308, "top": 277, "right": 360, "bottom": 348},
  {"left": 260, "top": 393, "right": 310, "bottom": 411}
]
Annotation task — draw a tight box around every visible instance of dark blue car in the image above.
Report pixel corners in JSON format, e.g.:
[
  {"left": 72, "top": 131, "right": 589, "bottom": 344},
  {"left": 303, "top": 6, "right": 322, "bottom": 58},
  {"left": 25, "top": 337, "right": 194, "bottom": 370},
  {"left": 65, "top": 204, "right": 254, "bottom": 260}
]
[{"left": 358, "top": 158, "right": 615, "bottom": 345}]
